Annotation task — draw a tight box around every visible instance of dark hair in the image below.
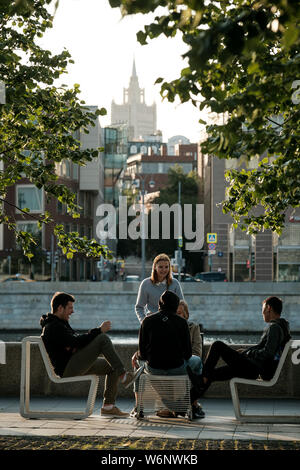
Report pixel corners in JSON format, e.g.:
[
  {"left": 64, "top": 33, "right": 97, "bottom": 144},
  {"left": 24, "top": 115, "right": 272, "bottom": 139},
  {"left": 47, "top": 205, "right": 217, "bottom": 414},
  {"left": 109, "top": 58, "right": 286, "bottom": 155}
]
[
  {"left": 51, "top": 292, "right": 75, "bottom": 313},
  {"left": 264, "top": 296, "right": 282, "bottom": 315},
  {"left": 159, "top": 290, "right": 180, "bottom": 313}
]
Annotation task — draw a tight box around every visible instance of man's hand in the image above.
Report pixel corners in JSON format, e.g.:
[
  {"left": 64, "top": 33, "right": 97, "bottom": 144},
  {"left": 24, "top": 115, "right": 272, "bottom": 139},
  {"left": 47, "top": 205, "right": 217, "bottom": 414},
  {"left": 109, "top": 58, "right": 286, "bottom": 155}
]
[
  {"left": 132, "top": 351, "right": 139, "bottom": 369},
  {"left": 100, "top": 320, "right": 111, "bottom": 333}
]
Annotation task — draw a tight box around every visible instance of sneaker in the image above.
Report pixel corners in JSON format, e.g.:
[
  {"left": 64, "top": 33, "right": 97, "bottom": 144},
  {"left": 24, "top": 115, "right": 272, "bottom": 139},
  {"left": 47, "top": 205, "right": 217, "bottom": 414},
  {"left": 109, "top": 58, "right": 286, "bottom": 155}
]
[
  {"left": 101, "top": 406, "right": 129, "bottom": 418},
  {"left": 192, "top": 404, "right": 205, "bottom": 419},
  {"left": 122, "top": 365, "right": 145, "bottom": 389},
  {"left": 130, "top": 406, "right": 144, "bottom": 419}
]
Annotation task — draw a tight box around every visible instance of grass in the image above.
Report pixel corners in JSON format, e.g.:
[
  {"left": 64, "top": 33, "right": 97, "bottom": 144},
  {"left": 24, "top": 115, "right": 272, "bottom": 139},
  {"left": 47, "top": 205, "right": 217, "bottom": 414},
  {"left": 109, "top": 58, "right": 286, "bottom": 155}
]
[{"left": 1, "top": 436, "right": 300, "bottom": 451}]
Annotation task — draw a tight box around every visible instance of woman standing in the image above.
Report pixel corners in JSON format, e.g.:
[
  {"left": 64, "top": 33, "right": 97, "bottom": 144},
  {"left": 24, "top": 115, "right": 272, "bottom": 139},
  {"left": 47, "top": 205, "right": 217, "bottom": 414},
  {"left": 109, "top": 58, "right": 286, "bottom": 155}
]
[{"left": 135, "top": 253, "right": 184, "bottom": 324}]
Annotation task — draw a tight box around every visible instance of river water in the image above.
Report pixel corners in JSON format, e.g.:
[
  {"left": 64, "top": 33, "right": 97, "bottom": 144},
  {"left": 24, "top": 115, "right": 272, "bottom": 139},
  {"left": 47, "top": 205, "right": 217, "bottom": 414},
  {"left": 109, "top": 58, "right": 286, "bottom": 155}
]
[{"left": 2, "top": 330, "right": 299, "bottom": 344}]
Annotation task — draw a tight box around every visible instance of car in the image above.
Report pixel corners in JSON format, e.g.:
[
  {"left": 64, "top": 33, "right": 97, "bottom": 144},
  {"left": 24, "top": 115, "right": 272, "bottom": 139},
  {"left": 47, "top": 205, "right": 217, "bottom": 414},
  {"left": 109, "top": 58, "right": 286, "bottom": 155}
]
[
  {"left": 1, "top": 274, "right": 34, "bottom": 282},
  {"left": 195, "top": 271, "right": 227, "bottom": 282},
  {"left": 124, "top": 275, "right": 140, "bottom": 282},
  {"left": 172, "top": 273, "right": 201, "bottom": 282}
]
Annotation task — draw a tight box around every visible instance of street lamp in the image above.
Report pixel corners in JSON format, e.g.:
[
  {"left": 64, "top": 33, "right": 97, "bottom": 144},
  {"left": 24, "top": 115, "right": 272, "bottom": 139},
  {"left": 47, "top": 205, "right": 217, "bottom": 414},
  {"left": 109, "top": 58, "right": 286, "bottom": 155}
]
[
  {"left": 177, "top": 181, "right": 182, "bottom": 282},
  {"left": 132, "top": 175, "right": 155, "bottom": 281}
]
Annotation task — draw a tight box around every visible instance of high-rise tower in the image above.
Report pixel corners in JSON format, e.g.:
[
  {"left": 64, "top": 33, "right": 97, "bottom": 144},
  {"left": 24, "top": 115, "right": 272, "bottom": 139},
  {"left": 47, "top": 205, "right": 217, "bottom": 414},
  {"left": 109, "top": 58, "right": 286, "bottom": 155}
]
[{"left": 111, "top": 60, "right": 157, "bottom": 140}]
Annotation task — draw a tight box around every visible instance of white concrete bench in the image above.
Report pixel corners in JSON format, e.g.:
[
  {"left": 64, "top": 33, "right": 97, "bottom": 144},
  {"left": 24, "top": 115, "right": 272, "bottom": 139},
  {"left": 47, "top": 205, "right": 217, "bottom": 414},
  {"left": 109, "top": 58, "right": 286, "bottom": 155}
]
[
  {"left": 20, "top": 336, "right": 99, "bottom": 419},
  {"left": 230, "top": 340, "right": 300, "bottom": 423}
]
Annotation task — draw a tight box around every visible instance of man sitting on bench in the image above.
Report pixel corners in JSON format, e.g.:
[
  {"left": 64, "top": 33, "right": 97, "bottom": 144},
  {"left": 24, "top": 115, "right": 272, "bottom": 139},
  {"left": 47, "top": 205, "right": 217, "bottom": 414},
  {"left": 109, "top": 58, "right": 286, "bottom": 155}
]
[
  {"left": 188, "top": 296, "right": 291, "bottom": 395},
  {"left": 133, "top": 290, "right": 205, "bottom": 419},
  {"left": 40, "top": 291, "right": 136, "bottom": 418}
]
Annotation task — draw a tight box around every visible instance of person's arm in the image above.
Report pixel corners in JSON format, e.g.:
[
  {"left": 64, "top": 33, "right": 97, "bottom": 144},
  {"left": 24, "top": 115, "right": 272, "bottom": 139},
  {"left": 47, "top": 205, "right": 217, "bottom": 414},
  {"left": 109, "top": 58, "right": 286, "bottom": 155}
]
[
  {"left": 182, "top": 320, "right": 192, "bottom": 361},
  {"left": 51, "top": 322, "right": 102, "bottom": 351},
  {"left": 190, "top": 323, "right": 202, "bottom": 357},
  {"left": 135, "top": 279, "right": 148, "bottom": 324},
  {"left": 174, "top": 279, "right": 184, "bottom": 300},
  {"left": 247, "top": 324, "right": 283, "bottom": 362},
  {"left": 138, "top": 320, "right": 147, "bottom": 361}
]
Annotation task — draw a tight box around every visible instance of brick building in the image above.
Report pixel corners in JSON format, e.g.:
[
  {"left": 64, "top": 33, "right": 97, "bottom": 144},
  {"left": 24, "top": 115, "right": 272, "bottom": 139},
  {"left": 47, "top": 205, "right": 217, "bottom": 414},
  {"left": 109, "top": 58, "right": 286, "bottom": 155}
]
[
  {"left": 0, "top": 107, "right": 104, "bottom": 281},
  {"left": 199, "top": 147, "right": 300, "bottom": 282}
]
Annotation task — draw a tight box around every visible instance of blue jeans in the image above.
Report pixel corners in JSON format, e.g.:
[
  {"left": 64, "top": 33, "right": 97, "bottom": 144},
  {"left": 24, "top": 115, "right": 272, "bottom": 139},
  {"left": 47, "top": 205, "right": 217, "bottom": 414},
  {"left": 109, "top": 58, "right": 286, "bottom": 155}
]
[
  {"left": 185, "top": 355, "right": 203, "bottom": 376},
  {"left": 134, "top": 358, "right": 203, "bottom": 392},
  {"left": 146, "top": 363, "right": 187, "bottom": 376}
]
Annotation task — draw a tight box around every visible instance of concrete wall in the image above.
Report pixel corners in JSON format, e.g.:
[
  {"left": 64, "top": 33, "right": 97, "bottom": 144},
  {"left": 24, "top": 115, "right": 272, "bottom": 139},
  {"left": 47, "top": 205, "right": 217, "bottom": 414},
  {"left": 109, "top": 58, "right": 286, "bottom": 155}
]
[
  {"left": 1, "top": 342, "right": 299, "bottom": 399},
  {"left": 0, "top": 281, "right": 299, "bottom": 333}
]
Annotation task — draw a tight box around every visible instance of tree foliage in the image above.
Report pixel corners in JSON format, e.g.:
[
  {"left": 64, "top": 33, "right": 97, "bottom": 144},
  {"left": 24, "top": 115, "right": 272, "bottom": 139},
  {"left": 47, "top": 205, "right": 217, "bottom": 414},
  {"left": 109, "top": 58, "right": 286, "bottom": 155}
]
[
  {"left": 117, "top": 165, "right": 203, "bottom": 271},
  {"left": 147, "top": 166, "right": 203, "bottom": 272},
  {"left": 0, "top": 0, "right": 108, "bottom": 259},
  {"left": 110, "top": 0, "right": 300, "bottom": 234}
]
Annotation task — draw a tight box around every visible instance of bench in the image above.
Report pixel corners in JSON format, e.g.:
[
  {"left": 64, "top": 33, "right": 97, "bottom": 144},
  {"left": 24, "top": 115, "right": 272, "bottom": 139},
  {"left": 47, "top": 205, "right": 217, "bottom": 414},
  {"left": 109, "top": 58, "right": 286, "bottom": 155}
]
[
  {"left": 230, "top": 340, "right": 300, "bottom": 423},
  {"left": 20, "top": 336, "right": 99, "bottom": 419}
]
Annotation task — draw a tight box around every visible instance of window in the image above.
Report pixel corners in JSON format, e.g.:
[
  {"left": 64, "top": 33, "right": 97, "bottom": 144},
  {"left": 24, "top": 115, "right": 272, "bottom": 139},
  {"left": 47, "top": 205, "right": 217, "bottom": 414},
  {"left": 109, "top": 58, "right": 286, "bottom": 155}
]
[
  {"left": 86, "top": 193, "right": 93, "bottom": 217},
  {"left": 158, "top": 163, "right": 164, "bottom": 173},
  {"left": 79, "top": 225, "right": 85, "bottom": 237},
  {"left": 61, "top": 160, "right": 71, "bottom": 177},
  {"left": 57, "top": 200, "right": 67, "bottom": 215},
  {"left": 0, "top": 224, "right": 3, "bottom": 251},
  {"left": 55, "top": 160, "right": 71, "bottom": 178},
  {"left": 73, "top": 163, "right": 79, "bottom": 180},
  {"left": 17, "top": 186, "right": 43, "bottom": 213},
  {"left": 79, "top": 192, "right": 85, "bottom": 215},
  {"left": 16, "top": 221, "right": 42, "bottom": 246}
]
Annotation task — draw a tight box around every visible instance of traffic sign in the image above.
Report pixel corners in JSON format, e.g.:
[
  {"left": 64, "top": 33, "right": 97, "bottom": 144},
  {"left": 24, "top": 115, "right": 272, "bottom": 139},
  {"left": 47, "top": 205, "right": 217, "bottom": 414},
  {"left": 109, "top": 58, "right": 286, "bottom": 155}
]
[
  {"left": 208, "top": 243, "right": 216, "bottom": 250},
  {"left": 208, "top": 250, "right": 216, "bottom": 255},
  {"left": 207, "top": 233, "right": 217, "bottom": 243}
]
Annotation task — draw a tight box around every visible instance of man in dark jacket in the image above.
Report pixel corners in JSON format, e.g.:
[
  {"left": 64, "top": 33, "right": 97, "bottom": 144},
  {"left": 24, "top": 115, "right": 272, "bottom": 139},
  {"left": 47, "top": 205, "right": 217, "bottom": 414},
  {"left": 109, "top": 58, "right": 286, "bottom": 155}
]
[
  {"left": 188, "top": 296, "right": 291, "bottom": 395},
  {"left": 40, "top": 291, "right": 135, "bottom": 418},
  {"left": 132, "top": 290, "right": 205, "bottom": 419}
]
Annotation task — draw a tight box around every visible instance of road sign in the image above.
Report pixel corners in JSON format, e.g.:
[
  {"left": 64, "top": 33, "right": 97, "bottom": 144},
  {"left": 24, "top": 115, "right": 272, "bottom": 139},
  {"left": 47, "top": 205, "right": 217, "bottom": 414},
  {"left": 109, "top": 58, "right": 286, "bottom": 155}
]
[
  {"left": 207, "top": 233, "right": 217, "bottom": 243},
  {"left": 208, "top": 250, "right": 216, "bottom": 255},
  {"left": 208, "top": 243, "right": 216, "bottom": 250}
]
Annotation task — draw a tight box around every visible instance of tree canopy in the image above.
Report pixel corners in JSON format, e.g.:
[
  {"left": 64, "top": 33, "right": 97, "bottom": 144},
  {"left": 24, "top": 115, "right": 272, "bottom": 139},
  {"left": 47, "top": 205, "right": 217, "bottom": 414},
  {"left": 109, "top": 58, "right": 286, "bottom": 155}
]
[
  {"left": 110, "top": 0, "right": 300, "bottom": 234},
  {"left": 0, "top": 0, "right": 108, "bottom": 259}
]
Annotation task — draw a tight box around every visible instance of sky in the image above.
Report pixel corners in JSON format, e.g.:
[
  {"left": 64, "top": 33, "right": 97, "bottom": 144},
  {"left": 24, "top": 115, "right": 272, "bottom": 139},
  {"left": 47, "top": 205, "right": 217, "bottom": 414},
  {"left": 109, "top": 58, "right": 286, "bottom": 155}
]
[{"left": 39, "top": 0, "right": 206, "bottom": 143}]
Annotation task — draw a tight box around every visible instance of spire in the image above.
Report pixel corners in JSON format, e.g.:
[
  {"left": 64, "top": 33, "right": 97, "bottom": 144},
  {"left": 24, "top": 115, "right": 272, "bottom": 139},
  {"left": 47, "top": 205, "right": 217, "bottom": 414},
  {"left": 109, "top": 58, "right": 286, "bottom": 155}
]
[{"left": 132, "top": 58, "right": 137, "bottom": 78}]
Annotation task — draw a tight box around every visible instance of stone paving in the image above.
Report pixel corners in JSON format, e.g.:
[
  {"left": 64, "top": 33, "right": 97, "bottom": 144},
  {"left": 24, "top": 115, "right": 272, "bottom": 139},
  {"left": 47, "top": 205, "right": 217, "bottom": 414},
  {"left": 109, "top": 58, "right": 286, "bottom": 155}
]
[{"left": 1, "top": 397, "right": 300, "bottom": 442}]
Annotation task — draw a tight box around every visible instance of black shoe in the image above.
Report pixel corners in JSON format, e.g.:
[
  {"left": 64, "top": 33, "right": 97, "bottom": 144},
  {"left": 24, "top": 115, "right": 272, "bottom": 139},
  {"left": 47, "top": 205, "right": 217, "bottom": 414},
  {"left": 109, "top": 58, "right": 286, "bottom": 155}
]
[
  {"left": 192, "top": 404, "right": 205, "bottom": 419},
  {"left": 130, "top": 406, "right": 144, "bottom": 419}
]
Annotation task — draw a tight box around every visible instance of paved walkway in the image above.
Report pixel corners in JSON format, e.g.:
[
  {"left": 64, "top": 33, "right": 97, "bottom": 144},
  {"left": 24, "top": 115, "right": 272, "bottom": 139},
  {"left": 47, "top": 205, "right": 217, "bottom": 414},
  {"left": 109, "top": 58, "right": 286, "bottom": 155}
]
[{"left": 1, "top": 397, "right": 300, "bottom": 442}]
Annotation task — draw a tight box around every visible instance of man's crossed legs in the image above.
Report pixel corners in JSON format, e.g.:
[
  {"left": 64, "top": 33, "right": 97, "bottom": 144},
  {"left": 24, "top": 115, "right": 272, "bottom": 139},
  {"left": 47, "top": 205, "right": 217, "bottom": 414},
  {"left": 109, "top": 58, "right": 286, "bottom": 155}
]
[{"left": 63, "top": 333, "right": 134, "bottom": 417}]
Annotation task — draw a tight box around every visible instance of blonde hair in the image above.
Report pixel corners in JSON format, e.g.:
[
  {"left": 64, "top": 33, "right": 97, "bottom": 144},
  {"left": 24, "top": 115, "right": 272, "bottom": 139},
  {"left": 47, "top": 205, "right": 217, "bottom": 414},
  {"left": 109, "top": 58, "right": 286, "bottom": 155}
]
[
  {"left": 150, "top": 253, "right": 172, "bottom": 286},
  {"left": 178, "top": 299, "right": 189, "bottom": 319}
]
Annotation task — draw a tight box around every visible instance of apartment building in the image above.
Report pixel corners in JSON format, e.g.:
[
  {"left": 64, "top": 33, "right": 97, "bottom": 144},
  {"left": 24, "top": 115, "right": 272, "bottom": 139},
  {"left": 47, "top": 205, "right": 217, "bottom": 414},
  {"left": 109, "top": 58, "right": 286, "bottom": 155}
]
[
  {"left": 200, "top": 150, "right": 300, "bottom": 282},
  {"left": 0, "top": 106, "right": 104, "bottom": 281}
]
